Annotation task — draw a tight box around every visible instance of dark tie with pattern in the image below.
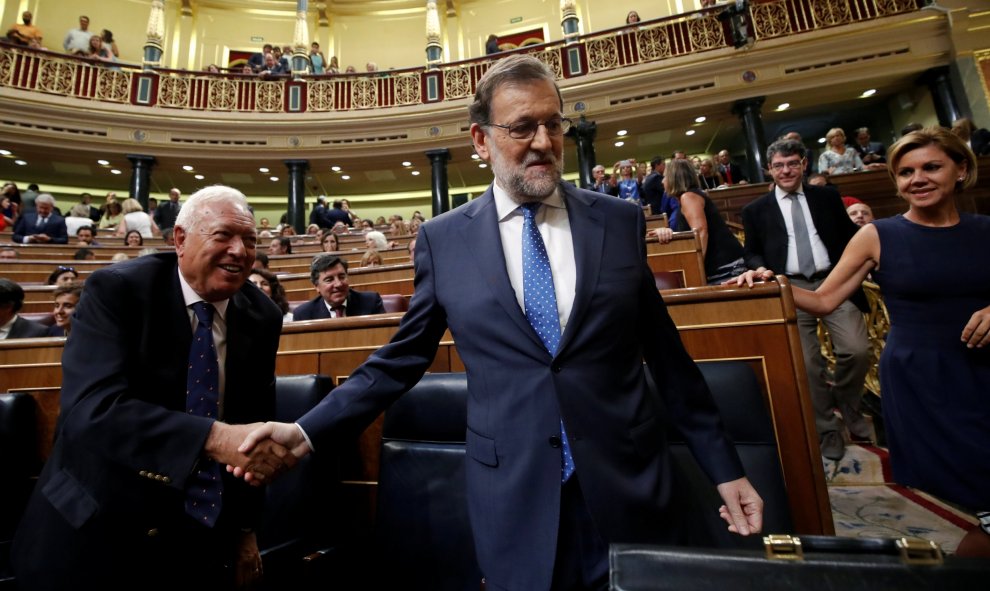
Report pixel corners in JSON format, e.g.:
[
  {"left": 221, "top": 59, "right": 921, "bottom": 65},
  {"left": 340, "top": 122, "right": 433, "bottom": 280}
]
[
  {"left": 787, "top": 193, "right": 817, "bottom": 279},
  {"left": 185, "top": 302, "right": 223, "bottom": 527},
  {"left": 520, "top": 203, "right": 575, "bottom": 482}
]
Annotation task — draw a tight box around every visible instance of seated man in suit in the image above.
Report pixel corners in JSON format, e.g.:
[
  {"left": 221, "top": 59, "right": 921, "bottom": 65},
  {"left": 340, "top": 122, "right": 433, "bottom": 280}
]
[
  {"left": 736, "top": 138, "right": 871, "bottom": 461},
  {"left": 0, "top": 278, "right": 49, "bottom": 339},
  {"left": 852, "top": 127, "right": 887, "bottom": 166},
  {"left": 716, "top": 150, "right": 748, "bottom": 185},
  {"left": 12, "top": 193, "right": 68, "bottom": 244},
  {"left": 292, "top": 254, "right": 385, "bottom": 320}
]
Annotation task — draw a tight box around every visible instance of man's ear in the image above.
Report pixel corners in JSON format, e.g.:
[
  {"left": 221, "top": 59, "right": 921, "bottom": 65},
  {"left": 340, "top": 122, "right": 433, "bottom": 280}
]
[
  {"left": 173, "top": 226, "right": 186, "bottom": 256},
  {"left": 470, "top": 123, "right": 490, "bottom": 162}
]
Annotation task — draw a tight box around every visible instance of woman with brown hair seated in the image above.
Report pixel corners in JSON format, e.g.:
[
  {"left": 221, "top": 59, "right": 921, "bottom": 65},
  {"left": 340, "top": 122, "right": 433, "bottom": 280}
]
[{"left": 48, "top": 282, "right": 83, "bottom": 337}]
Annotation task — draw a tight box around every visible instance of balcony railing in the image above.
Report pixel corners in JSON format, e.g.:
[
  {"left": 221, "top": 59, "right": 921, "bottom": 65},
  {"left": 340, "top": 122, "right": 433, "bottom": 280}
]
[{"left": 0, "top": 0, "right": 924, "bottom": 114}]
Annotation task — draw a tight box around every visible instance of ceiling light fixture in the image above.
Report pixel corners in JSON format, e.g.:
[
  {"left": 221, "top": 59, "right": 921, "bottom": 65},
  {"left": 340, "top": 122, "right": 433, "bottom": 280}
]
[
  {"left": 695, "top": 116, "right": 706, "bottom": 123},
  {"left": 471, "top": 154, "right": 480, "bottom": 160},
  {"left": 259, "top": 167, "right": 269, "bottom": 173},
  {"left": 194, "top": 174, "right": 204, "bottom": 180},
  {"left": 269, "top": 176, "right": 279, "bottom": 181},
  {"left": 860, "top": 89, "right": 877, "bottom": 98},
  {"left": 97, "top": 159, "right": 109, "bottom": 166},
  {"left": 614, "top": 141, "right": 625, "bottom": 147},
  {"left": 617, "top": 130, "right": 628, "bottom": 136},
  {"left": 0, "top": 149, "right": 11, "bottom": 156},
  {"left": 110, "top": 168, "right": 121, "bottom": 174},
  {"left": 776, "top": 102, "right": 790, "bottom": 111},
  {"left": 402, "top": 161, "right": 412, "bottom": 167},
  {"left": 685, "top": 130, "right": 695, "bottom": 136},
  {"left": 14, "top": 160, "right": 27, "bottom": 166},
  {"left": 411, "top": 171, "right": 420, "bottom": 176},
  {"left": 479, "top": 163, "right": 488, "bottom": 169},
  {"left": 341, "top": 175, "right": 351, "bottom": 180},
  {"left": 331, "top": 166, "right": 341, "bottom": 172},
  {"left": 182, "top": 165, "right": 194, "bottom": 171},
  {"left": 818, "top": 137, "right": 827, "bottom": 144}
]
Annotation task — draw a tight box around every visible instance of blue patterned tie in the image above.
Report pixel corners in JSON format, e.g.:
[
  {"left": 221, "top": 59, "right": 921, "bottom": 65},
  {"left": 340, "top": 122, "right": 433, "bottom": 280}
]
[
  {"left": 520, "top": 203, "right": 575, "bottom": 482},
  {"left": 185, "top": 302, "right": 223, "bottom": 527}
]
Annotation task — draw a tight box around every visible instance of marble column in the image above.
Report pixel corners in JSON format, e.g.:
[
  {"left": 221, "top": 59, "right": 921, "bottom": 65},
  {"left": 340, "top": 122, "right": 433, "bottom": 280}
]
[
  {"left": 732, "top": 97, "right": 768, "bottom": 183},
  {"left": 126, "top": 154, "right": 156, "bottom": 209},
  {"left": 291, "top": 0, "right": 311, "bottom": 77},
  {"left": 425, "top": 149, "right": 451, "bottom": 216},
  {"left": 560, "top": 0, "right": 580, "bottom": 42},
  {"left": 566, "top": 115, "right": 597, "bottom": 189},
  {"left": 425, "top": 0, "right": 443, "bottom": 67},
  {"left": 284, "top": 160, "right": 310, "bottom": 233}
]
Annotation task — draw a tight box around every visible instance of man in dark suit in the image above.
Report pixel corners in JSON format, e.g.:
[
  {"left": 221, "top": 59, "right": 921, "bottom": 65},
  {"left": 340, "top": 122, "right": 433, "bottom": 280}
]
[
  {"left": 153, "top": 187, "right": 182, "bottom": 230},
  {"left": 641, "top": 156, "right": 665, "bottom": 213},
  {"left": 12, "top": 193, "right": 68, "bottom": 244},
  {"left": 323, "top": 199, "right": 352, "bottom": 228},
  {"left": 12, "top": 186, "right": 295, "bottom": 588},
  {"left": 737, "top": 138, "right": 871, "bottom": 461},
  {"left": 587, "top": 164, "right": 616, "bottom": 195},
  {"left": 852, "top": 127, "right": 886, "bottom": 165},
  {"left": 716, "top": 150, "right": 748, "bottom": 185},
  {"left": 239, "top": 55, "right": 763, "bottom": 591},
  {"left": 292, "top": 254, "right": 385, "bottom": 320},
  {"left": 310, "top": 195, "right": 329, "bottom": 228},
  {"left": 0, "top": 278, "right": 49, "bottom": 339}
]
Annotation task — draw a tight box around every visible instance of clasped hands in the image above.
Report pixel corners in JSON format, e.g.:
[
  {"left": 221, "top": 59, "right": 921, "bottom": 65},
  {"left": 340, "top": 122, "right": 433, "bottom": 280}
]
[{"left": 206, "top": 422, "right": 311, "bottom": 487}]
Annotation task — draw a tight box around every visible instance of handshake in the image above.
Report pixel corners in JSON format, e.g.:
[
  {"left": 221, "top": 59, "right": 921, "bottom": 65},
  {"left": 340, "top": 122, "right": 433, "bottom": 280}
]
[{"left": 207, "top": 421, "right": 310, "bottom": 486}]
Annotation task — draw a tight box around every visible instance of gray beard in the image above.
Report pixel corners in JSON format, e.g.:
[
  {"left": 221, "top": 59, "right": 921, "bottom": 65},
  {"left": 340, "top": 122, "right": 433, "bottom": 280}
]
[{"left": 491, "top": 151, "right": 564, "bottom": 205}]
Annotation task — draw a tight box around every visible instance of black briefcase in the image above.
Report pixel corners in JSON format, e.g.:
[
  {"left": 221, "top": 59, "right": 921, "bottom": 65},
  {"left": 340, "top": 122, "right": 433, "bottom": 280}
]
[{"left": 609, "top": 535, "right": 990, "bottom": 591}]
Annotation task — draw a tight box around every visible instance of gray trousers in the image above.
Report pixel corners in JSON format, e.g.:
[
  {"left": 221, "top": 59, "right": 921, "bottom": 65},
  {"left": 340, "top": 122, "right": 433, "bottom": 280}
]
[{"left": 790, "top": 277, "right": 871, "bottom": 437}]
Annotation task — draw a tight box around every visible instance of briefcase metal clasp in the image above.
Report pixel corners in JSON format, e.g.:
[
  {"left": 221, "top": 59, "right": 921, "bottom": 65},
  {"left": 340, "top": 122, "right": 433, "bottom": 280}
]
[
  {"left": 763, "top": 534, "right": 804, "bottom": 561},
  {"left": 896, "top": 538, "right": 944, "bottom": 565}
]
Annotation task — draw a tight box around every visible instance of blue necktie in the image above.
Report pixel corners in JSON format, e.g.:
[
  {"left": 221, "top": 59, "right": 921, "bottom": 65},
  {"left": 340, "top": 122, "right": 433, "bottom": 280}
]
[
  {"left": 185, "top": 302, "right": 223, "bottom": 527},
  {"left": 520, "top": 203, "right": 575, "bottom": 482}
]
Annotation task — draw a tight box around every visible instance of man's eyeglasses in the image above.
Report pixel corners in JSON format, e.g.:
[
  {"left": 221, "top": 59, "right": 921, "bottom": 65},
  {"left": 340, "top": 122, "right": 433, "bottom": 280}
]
[
  {"left": 487, "top": 117, "right": 572, "bottom": 140},
  {"left": 770, "top": 160, "right": 804, "bottom": 172}
]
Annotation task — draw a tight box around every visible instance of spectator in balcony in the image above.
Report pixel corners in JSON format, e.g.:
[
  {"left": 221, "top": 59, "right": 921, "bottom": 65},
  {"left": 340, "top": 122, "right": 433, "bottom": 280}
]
[
  {"left": 625, "top": 10, "right": 641, "bottom": 25},
  {"left": 248, "top": 43, "right": 273, "bottom": 72},
  {"left": 6, "top": 11, "right": 42, "bottom": 47},
  {"left": 124, "top": 230, "right": 144, "bottom": 247},
  {"left": 310, "top": 42, "right": 326, "bottom": 74},
  {"left": 486, "top": 34, "right": 500, "bottom": 55},
  {"left": 63, "top": 15, "right": 93, "bottom": 55},
  {"left": 116, "top": 198, "right": 160, "bottom": 239},
  {"left": 818, "top": 128, "right": 864, "bottom": 175},
  {"left": 258, "top": 52, "right": 289, "bottom": 78},
  {"left": 345, "top": 65, "right": 357, "bottom": 73},
  {"left": 327, "top": 55, "right": 340, "bottom": 74},
  {"left": 203, "top": 64, "right": 221, "bottom": 73},
  {"left": 366, "top": 61, "right": 379, "bottom": 73},
  {"left": 101, "top": 29, "right": 119, "bottom": 58},
  {"left": 271, "top": 46, "right": 291, "bottom": 71},
  {"left": 951, "top": 117, "right": 990, "bottom": 156},
  {"left": 716, "top": 150, "right": 748, "bottom": 185},
  {"left": 48, "top": 282, "right": 84, "bottom": 337},
  {"left": 85, "top": 34, "right": 115, "bottom": 63},
  {"left": 853, "top": 127, "right": 887, "bottom": 166}
]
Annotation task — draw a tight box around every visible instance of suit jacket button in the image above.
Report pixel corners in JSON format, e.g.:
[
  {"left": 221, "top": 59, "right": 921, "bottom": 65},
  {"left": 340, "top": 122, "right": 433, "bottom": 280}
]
[
  {"left": 139, "top": 470, "right": 148, "bottom": 477},
  {"left": 147, "top": 528, "right": 159, "bottom": 537},
  {"left": 162, "top": 477, "right": 171, "bottom": 484},
  {"left": 548, "top": 435, "right": 562, "bottom": 448}
]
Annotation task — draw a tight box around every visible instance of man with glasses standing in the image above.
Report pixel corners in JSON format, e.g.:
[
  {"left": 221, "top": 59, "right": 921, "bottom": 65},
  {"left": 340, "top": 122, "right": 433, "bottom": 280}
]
[
  {"left": 737, "top": 138, "right": 871, "bottom": 462},
  {"left": 238, "top": 54, "right": 763, "bottom": 590}
]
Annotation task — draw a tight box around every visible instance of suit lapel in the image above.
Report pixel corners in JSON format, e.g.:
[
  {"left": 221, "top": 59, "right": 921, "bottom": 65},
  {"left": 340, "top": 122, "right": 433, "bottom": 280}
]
[
  {"left": 459, "top": 187, "right": 548, "bottom": 353},
  {"left": 556, "top": 185, "right": 604, "bottom": 356}
]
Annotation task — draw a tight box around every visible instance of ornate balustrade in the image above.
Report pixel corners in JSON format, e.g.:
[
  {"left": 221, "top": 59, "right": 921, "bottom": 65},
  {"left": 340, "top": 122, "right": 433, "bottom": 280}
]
[{"left": 0, "top": 0, "right": 923, "bottom": 115}]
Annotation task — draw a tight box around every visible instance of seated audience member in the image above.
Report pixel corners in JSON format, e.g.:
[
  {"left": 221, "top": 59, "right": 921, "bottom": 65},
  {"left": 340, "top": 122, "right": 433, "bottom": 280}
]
[
  {"left": 589, "top": 164, "right": 617, "bottom": 195},
  {"left": 1, "top": 247, "right": 20, "bottom": 260},
  {"left": 48, "top": 282, "right": 83, "bottom": 337},
  {"left": 374, "top": 215, "right": 387, "bottom": 226},
  {"left": 248, "top": 43, "right": 272, "bottom": 72},
  {"left": 161, "top": 227, "right": 175, "bottom": 247},
  {"left": 486, "top": 34, "right": 500, "bottom": 55},
  {"left": 361, "top": 249, "right": 383, "bottom": 267},
  {"left": 331, "top": 221, "right": 349, "bottom": 234},
  {"left": 409, "top": 218, "right": 422, "bottom": 234},
  {"left": 268, "top": 236, "right": 292, "bottom": 256},
  {"left": 818, "top": 127, "right": 864, "bottom": 175},
  {"left": 359, "top": 219, "right": 374, "bottom": 231},
  {"left": 388, "top": 218, "right": 407, "bottom": 236},
  {"left": 98, "top": 200, "right": 123, "bottom": 229},
  {"left": 280, "top": 225, "right": 297, "bottom": 237},
  {"left": 124, "top": 230, "right": 143, "bottom": 247},
  {"left": 654, "top": 159, "right": 746, "bottom": 284},
  {"left": 292, "top": 254, "right": 386, "bottom": 320},
  {"left": 321, "top": 231, "right": 339, "bottom": 253},
  {"left": 76, "top": 225, "right": 100, "bottom": 246},
  {"left": 344, "top": 65, "right": 357, "bottom": 73},
  {"left": 846, "top": 201, "right": 874, "bottom": 227},
  {"left": 253, "top": 253, "right": 270, "bottom": 271},
  {"left": 13, "top": 193, "right": 68, "bottom": 244},
  {"left": 853, "top": 127, "right": 887, "bottom": 165},
  {"left": 259, "top": 217, "right": 271, "bottom": 230},
  {"left": 951, "top": 117, "right": 990, "bottom": 156},
  {"left": 116, "top": 197, "right": 161, "bottom": 238},
  {"left": 47, "top": 265, "right": 79, "bottom": 287},
  {"left": 249, "top": 268, "right": 293, "bottom": 322},
  {"left": 306, "top": 223, "right": 320, "bottom": 236},
  {"left": 258, "top": 52, "right": 289, "bottom": 78},
  {"left": 716, "top": 150, "right": 748, "bottom": 186},
  {"left": 365, "top": 230, "right": 390, "bottom": 251},
  {"left": 698, "top": 158, "right": 724, "bottom": 190},
  {"left": 73, "top": 248, "right": 96, "bottom": 261},
  {"left": 0, "top": 278, "right": 49, "bottom": 339}
]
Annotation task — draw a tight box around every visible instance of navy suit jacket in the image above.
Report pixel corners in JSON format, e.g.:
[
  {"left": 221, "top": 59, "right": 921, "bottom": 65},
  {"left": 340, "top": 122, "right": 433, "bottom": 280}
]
[
  {"left": 291, "top": 289, "right": 386, "bottom": 320},
  {"left": 12, "top": 211, "right": 69, "bottom": 244},
  {"left": 7, "top": 315, "right": 49, "bottom": 338},
  {"left": 296, "top": 183, "right": 743, "bottom": 590},
  {"left": 12, "top": 253, "right": 283, "bottom": 586}
]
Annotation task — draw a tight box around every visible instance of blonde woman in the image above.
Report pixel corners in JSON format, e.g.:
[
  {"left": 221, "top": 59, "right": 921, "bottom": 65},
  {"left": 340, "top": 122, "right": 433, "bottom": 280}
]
[{"left": 115, "top": 198, "right": 160, "bottom": 238}]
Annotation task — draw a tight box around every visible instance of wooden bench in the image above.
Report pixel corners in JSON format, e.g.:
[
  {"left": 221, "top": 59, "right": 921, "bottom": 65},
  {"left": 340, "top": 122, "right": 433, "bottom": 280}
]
[{"left": 646, "top": 231, "right": 707, "bottom": 287}]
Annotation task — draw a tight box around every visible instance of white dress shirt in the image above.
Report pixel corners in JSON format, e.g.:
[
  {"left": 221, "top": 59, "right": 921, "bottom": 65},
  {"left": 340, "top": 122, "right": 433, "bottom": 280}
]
[
  {"left": 178, "top": 271, "right": 229, "bottom": 418},
  {"left": 493, "top": 181, "right": 577, "bottom": 335},
  {"left": 774, "top": 186, "right": 831, "bottom": 275}
]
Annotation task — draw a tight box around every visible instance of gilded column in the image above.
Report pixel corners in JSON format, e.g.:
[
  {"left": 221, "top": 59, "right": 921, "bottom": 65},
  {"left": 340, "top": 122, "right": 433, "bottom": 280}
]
[
  {"left": 292, "top": 0, "right": 311, "bottom": 77},
  {"left": 425, "top": 0, "right": 443, "bottom": 68},
  {"left": 143, "top": 0, "right": 165, "bottom": 70},
  {"left": 560, "top": 0, "right": 579, "bottom": 43}
]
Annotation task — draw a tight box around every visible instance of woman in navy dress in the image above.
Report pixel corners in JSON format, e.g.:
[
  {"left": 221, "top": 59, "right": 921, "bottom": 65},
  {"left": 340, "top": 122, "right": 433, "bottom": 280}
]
[{"left": 740, "top": 127, "right": 990, "bottom": 555}]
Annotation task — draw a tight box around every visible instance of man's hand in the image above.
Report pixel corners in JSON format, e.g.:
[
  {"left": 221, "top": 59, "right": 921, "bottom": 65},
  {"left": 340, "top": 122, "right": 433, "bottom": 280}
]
[
  {"left": 961, "top": 305, "right": 990, "bottom": 349},
  {"left": 228, "top": 422, "right": 312, "bottom": 483},
  {"left": 730, "top": 267, "right": 774, "bottom": 287},
  {"left": 716, "top": 477, "right": 763, "bottom": 536},
  {"left": 233, "top": 530, "right": 263, "bottom": 589},
  {"left": 203, "top": 422, "right": 297, "bottom": 486},
  {"left": 29, "top": 233, "right": 52, "bottom": 243}
]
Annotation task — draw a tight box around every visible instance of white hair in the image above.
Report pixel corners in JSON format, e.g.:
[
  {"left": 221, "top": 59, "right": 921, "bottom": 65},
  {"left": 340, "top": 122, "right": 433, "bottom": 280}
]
[
  {"left": 366, "top": 230, "right": 388, "bottom": 250},
  {"left": 174, "top": 185, "right": 250, "bottom": 232},
  {"left": 35, "top": 193, "right": 56, "bottom": 206}
]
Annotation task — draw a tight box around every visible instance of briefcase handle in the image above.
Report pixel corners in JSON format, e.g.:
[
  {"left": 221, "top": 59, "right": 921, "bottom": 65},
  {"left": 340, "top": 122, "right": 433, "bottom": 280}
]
[{"left": 763, "top": 534, "right": 943, "bottom": 565}]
